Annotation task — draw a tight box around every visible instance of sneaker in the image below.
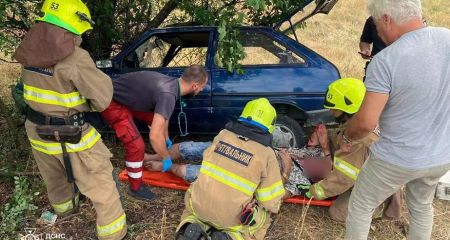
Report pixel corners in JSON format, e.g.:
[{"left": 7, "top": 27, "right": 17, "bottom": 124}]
[
  {"left": 177, "top": 223, "right": 203, "bottom": 240},
  {"left": 128, "top": 185, "right": 156, "bottom": 201},
  {"left": 210, "top": 230, "right": 231, "bottom": 240}
]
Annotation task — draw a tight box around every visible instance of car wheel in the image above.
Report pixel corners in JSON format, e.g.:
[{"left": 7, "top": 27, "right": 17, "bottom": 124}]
[{"left": 272, "top": 114, "right": 306, "bottom": 148}]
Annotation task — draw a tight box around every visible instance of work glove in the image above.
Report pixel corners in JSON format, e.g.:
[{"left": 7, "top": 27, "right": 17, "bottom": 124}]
[
  {"left": 296, "top": 184, "right": 312, "bottom": 199},
  {"left": 240, "top": 204, "right": 258, "bottom": 226},
  {"left": 166, "top": 138, "right": 173, "bottom": 150},
  {"left": 162, "top": 156, "right": 173, "bottom": 172}
]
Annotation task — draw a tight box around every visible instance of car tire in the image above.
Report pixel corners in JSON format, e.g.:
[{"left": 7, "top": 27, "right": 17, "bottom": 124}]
[{"left": 272, "top": 114, "right": 306, "bottom": 148}]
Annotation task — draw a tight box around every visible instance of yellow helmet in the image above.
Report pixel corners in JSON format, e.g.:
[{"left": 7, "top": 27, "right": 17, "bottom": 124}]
[
  {"left": 37, "top": 0, "right": 94, "bottom": 35},
  {"left": 324, "top": 78, "right": 366, "bottom": 114},
  {"left": 239, "top": 98, "right": 277, "bottom": 134}
]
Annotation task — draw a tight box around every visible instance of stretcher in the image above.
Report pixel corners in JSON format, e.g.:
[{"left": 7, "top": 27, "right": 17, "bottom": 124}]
[{"left": 119, "top": 170, "right": 333, "bottom": 207}]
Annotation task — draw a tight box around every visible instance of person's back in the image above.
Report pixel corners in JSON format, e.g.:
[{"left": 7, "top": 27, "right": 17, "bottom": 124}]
[
  {"left": 189, "top": 128, "right": 281, "bottom": 228},
  {"left": 368, "top": 26, "right": 450, "bottom": 169}
]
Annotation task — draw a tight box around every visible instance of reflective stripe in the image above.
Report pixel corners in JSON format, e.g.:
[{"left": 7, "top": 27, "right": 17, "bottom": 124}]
[
  {"left": 334, "top": 157, "right": 360, "bottom": 181},
  {"left": 200, "top": 161, "right": 257, "bottom": 196},
  {"left": 128, "top": 171, "right": 142, "bottom": 179},
  {"left": 24, "top": 84, "right": 86, "bottom": 108},
  {"left": 255, "top": 180, "right": 285, "bottom": 202},
  {"left": 29, "top": 127, "right": 101, "bottom": 155},
  {"left": 52, "top": 194, "right": 79, "bottom": 214},
  {"left": 249, "top": 208, "right": 267, "bottom": 235},
  {"left": 188, "top": 192, "right": 243, "bottom": 232},
  {"left": 97, "top": 213, "right": 126, "bottom": 237},
  {"left": 312, "top": 182, "right": 326, "bottom": 200},
  {"left": 125, "top": 161, "right": 143, "bottom": 168}
]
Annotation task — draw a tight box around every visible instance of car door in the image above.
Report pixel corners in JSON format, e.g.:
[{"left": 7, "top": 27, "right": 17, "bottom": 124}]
[
  {"left": 209, "top": 27, "right": 338, "bottom": 133},
  {"left": 111, "top": 28, "right": 215, "bottom": 135}
]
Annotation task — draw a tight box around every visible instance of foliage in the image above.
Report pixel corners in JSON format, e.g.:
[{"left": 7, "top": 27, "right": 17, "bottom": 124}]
[
  {"left": 0, "top": 0, "right": 306, "bottom": 70},
  {"left": 0, "top": 176, "right": 39, "bottom": 238}
]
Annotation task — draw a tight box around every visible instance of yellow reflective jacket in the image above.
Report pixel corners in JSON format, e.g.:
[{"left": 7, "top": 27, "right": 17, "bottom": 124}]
[{"left": 187, "top": 128, "right": 285, "bottom": 229}]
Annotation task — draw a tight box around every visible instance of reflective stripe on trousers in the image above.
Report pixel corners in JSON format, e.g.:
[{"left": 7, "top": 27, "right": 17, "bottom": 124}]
[
  {"left": 97, "top": 213, "right": 126, "bottom": 238},
  {"left": 23, "top": 84, "right": 87, "bottom": 108},
  {"left": 200, "top": 161, "right": 257, "bottom": 196},
  {"left": 52, "top": 194, "right": 79, "bottom": 214},
  {"left": 29, "top": 127, "right": 101, "bottom": 155}
]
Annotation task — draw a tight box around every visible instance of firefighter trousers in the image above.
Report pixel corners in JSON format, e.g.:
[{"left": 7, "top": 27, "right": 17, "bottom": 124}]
[
  {"left": 26, "top": 121, "right": 127, "bottom": 240},
  {"left": 101, "top": 101, "right": 154, "bottom": 191},
  {"left": 177, "top": 191, "right": 271, "bottom": 240}
]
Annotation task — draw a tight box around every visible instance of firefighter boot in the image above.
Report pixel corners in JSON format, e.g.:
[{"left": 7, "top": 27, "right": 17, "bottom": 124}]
[
  {"left": 211, "top": 230, "right": 232, "bottom": 240},
  {"left": 177, "top": 223, "right": 203, "bottom": 240}
]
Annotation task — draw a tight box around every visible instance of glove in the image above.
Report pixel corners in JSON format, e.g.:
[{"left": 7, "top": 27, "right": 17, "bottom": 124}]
[
  {"left": 166, "top": 138, "right": 173, "bottom": 150},
  {"left": 296, "top": 184, "right": 312, "bottom": 198},
  {"left": 240, "top": 205, "right": 257, "bottom": 226},
  {"left": 162, "top": 156, "right": 173, "bottom": 172}
]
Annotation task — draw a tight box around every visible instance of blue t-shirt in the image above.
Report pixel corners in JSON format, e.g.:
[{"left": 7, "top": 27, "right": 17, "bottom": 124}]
[{"left": 365, "top": 27, "right": 450, "bottom": 169}]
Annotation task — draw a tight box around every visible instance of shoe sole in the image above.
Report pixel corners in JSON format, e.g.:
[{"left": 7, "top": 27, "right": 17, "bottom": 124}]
[{"left": 182, "top": 223, "right": 203, "bottom": 240}]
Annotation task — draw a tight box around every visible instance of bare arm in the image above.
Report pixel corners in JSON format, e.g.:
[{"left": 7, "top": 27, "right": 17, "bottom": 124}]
[
  {"left": 149, "top": 113, "right": 170, "bottom": 160},
  {"left": 164, "top": 120, "right": 169, "bottom": 140},
  {"left": 346, "top": 92, "right": 388, "bottom": 140}
]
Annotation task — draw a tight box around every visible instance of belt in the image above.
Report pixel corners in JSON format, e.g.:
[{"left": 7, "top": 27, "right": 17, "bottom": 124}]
[{"left": 26, "top": 107, "right": 85, "bottom": 126}]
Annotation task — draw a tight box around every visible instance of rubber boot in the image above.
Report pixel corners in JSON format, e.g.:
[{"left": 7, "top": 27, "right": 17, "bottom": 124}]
[
  {"left": 128, "top": 185, "right": 156, "bottom": 201},
  {"left": 211, "top": 230, "right": 231, "bottom": 240}
]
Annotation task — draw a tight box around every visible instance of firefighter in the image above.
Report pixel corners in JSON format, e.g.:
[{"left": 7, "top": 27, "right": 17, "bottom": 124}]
[
  {"left": 14, "top": 0, "right": 126, "bottom": 239},
  {"left": 100, "top": 66, "right": 208, "bottom": 201},
  {"left": 176, "top": 98, "right": 285, "bottom": 240},
  {"left": 300, "top": 78, "right": 402, "bottom": 222}
]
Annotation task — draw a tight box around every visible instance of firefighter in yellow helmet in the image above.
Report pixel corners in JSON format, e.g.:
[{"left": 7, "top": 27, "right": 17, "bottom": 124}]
[
  {"left": 14, "top": 0, "right": 127, "bottom": 239},
  {"left": 299, "top": 78, "right": 402, "bottom": 222},
  {"left": 176, "top": 98, "right": 285, "bottom": 240}
]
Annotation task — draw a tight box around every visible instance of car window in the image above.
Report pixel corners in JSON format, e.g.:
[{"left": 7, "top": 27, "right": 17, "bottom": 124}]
[
  {"left": 123, "top": 32, "right": 210, "bottom": 69},
  {"left": 167, "top": 47, "right": 208, "bottom": 67},
  {"left": 238, "top": 31, "right": 305, "bottom": 66}
]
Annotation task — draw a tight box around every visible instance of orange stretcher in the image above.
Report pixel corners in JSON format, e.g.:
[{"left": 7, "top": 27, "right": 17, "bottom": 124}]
[{"left": 119, "top": 170, "right": 333, "bottom": 207}]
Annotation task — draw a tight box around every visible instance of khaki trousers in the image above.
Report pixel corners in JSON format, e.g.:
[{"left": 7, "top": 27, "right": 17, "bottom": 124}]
[
  {"left": 345, "top": 154, "right": 450, "bottom": 240},
  {"left": 26, "top": 121, "right": 127, "bottom": 240}
]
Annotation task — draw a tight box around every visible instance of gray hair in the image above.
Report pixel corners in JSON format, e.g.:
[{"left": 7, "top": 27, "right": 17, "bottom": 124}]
[{"left": 368, "top": 0, "right": 422, "bottom": 24}]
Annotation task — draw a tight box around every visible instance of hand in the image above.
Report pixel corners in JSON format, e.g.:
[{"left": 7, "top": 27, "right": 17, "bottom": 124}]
[
  {"left": 161, "top": 156, "right": 172, "bottom": 172},
  {"left": 296, "top": 184, "right": 312, "bottom": 198},
  {"left": 166, "top": 138, "right": 173, "bottom": 150},
  {"left": 337, "top": 131, "right": 352, "bottom": 152},
  {"left": 359, "top": 49, "right": 372, "bottom": 60}
]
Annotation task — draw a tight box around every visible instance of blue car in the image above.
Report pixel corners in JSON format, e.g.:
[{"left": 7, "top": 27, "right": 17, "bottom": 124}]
[{"left": 94, "top": 0, "right": 340, "bottom": 148}]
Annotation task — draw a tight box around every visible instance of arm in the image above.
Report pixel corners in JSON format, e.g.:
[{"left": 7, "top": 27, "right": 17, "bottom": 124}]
[
  {"left": 72, "top": 49, "right": 113, "bottom": 112},
  {"left": 164, "top": 120, "right": 169, "bottom": 140},
  {"left": 346, "top": 92, "right": 388, "bottom": 140},
  {"left": 149, "top": 113, "right": 170, "bottom": 160},
  {"left": 255, "top": 151, "right": 285, "bottom": 214},
  {"left": 359, "top": 17, "right": 373, "bottom": 59}
]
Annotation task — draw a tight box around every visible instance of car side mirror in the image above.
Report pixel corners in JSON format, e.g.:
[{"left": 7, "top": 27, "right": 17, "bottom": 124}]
[{"left": 96, "top": 60, "right": 112, "bottom": 69}]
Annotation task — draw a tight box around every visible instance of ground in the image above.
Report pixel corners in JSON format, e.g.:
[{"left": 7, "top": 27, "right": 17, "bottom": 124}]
[{"left": 1, "top": 0, "right": 449, "bottom": 239}]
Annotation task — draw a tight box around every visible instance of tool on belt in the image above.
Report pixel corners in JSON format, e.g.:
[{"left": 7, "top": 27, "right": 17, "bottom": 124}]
[{"left": 28, "top": 108, "right": 84, "bottom": 211}]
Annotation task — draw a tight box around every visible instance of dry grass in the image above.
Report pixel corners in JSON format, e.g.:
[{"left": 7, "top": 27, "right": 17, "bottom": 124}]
[{"left": 2, "top": 0, "right": 450, "bottom": 239}]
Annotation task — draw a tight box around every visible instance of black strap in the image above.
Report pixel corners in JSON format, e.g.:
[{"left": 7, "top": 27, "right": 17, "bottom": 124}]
[{"left": 27, "top": 107, "right": 85, "bottom": 126}]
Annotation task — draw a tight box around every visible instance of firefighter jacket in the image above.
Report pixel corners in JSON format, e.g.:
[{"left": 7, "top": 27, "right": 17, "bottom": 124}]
[
  {"left": 14, "top": 22, "right": 113, "bottom": 155},
  {"left": 186, "top": 121, "right": 285, "bottom": 229},
  {"left": 309, "top": 122, "right": 380, "bottom": 199}
]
